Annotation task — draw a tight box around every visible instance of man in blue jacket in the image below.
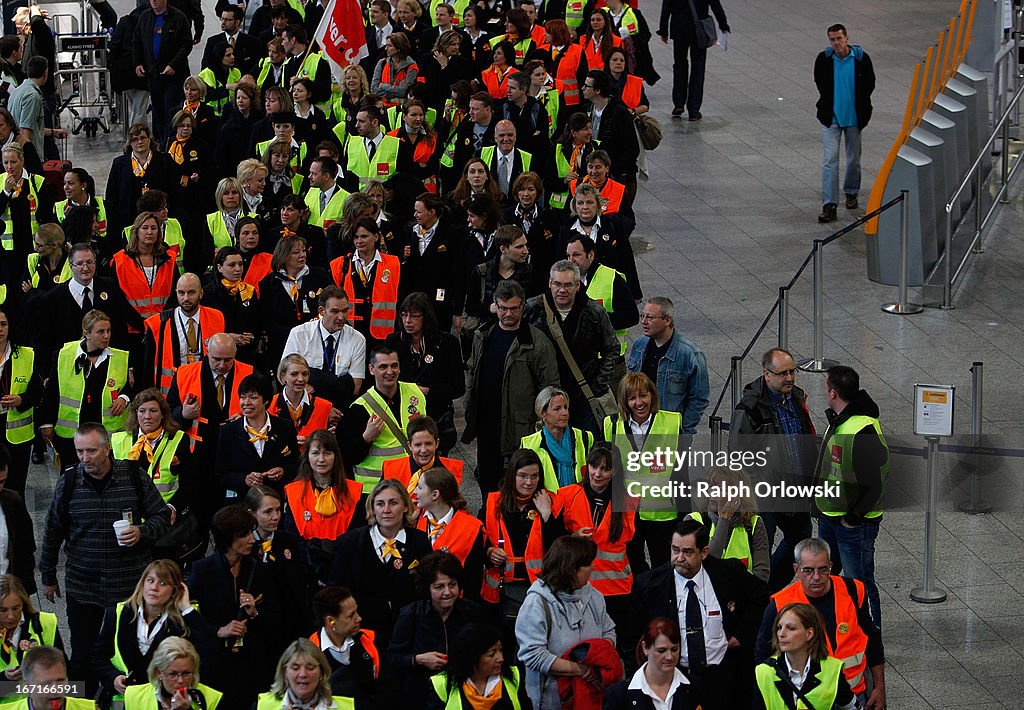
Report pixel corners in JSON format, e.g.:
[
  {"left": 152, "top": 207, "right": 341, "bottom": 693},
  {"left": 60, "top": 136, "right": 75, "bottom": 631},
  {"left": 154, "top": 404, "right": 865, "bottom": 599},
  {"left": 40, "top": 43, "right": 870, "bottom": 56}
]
[{"left": 814, "top": 23, "right": 875, "bottom": 223}]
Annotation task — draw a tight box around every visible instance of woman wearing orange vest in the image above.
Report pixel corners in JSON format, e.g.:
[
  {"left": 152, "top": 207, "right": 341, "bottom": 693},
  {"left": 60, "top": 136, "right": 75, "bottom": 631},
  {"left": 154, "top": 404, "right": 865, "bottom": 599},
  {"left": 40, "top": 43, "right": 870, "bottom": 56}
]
[
  {"left": 382, "top": 416, "right": 464, "bottom": 502},
  {"left": 578, "top": 9, "right": 623, "bottom": 73},
  {"left": 569, "top": 149, "right": 630, "bottom": 219},
  {"left": 111, "top": 211, "right": 179, "bottom": 333},
  {"left": 560, "top": 442, "right": 637, "bottom": 634},
  {"left": 330, "top": 216, "right": 401, "bottom": 348},
  {"left": 607, "top": 47, "right": 650, "bottom": 115},
  {"left": 271, "top": 355, "right": 338, "bottom": 449},
  {"left": 390, "top": 100, "right": 440, "bottom": 193},
  {"left": 372, "top": 32, "right": 420, "bottom": 109},
  {"left": 545, "top": 20, "right": 584, "bottom": 107},
  {"left": 415, "top": 468, "right": 487, "bottom": 598},
  {"left": 283, "top": 429, "right": 363, "bottom": 583},
  {"left": 481, "top": 41, "right": 517, "bottom": 100},
  {"left": 480, "top": 449, "right": 566, "bottom": 651},
  {"left": 231, "top": 218, "right": 273, "bottom": 295}
]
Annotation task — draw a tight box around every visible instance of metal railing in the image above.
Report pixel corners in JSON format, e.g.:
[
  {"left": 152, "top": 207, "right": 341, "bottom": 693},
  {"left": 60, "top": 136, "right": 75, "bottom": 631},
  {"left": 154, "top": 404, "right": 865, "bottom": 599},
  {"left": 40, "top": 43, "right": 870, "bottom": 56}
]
[
  {"left": 708, "top": 193, "right": 909, "bottom": 452},
  {"left": 942, "top": 77, "right": 1024, "bottom": 308}
]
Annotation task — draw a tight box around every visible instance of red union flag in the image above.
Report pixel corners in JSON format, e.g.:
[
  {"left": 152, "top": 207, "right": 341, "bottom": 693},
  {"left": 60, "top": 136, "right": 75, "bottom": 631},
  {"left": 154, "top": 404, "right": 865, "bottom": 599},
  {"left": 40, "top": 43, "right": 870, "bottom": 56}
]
[{"left": 313, "top": 0, "right": 369, "bottom": 75}]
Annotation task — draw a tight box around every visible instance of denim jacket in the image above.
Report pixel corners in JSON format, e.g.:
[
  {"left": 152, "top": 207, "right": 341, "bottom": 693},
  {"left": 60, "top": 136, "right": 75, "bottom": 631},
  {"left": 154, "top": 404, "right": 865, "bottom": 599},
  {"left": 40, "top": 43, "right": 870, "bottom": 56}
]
[{"left": 627, "top": 332, "right": 709, "bottom": 434}]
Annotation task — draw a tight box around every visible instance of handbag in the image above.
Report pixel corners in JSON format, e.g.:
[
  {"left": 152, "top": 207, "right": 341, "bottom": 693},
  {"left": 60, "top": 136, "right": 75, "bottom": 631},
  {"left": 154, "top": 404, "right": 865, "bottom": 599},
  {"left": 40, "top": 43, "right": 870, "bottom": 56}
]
[
  {"left": 685, "top": 0, "right": 718, "bottom": 49},
  {"left": 634, "top": 113, "right": 663, "bottom": 151},
  {"left": 154, "top": 508, "right": 207, "bottom": 563},
  {"left": 543, "top": 299, "right": 618, "bottom": 424}
]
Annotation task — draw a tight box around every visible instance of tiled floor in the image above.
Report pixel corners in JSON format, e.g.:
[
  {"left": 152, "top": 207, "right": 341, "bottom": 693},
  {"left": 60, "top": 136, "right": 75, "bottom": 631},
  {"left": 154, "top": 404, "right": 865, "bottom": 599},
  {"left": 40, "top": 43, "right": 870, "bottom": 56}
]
[{"left": 26, "top": 0, "right": 1024, "bottom": 706}]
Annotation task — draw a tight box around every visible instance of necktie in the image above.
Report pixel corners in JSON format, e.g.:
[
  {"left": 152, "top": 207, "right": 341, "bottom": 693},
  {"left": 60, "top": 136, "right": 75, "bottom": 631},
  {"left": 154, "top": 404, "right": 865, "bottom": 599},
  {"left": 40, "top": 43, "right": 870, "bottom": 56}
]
[
  {"left": 216, "top": 375, "right": 226, "bottom": 409},
  {"left": 377, "top": 28, "right": 384, "bottom": 47},
  {"left": 685, "top": 580, "right": 706, "bottom": 674},
  {"left": 185, "top": 318, "right": 198, "bottom": 363},
  {"left": 319, "top": 190, "right": 329, "bottom": 213},
  {"left": 81, "top": 286, "right": 92, "bottom": 313},
  {"left": 592, "top": 111, "right": 601, "bottom": 136},
  {"left": 498, "top": 155, "right": 510, "bottom": 194},
  {"left": 323, "top": 334, "right": 336, "bottom": 373},
  {"left": 366, "top": 138, "right": 377, "bottom": 161},
  {"left": 246, "top": 425, "right": 269, "bottom": 443},
  {"left": 356, "top": 260, "right": 368, "bottom": 286},
  {"left": 287, "top": 401, "right": 303, "bottom": 426},
  {"left": 428, "top": 520, "right": 447, "bottom": 540},
  {"left": 381, "top": 538, "right": 402, "bottom": 561},
  {"left": 229, "top": 34, "right": 236, "bottom": 48}
]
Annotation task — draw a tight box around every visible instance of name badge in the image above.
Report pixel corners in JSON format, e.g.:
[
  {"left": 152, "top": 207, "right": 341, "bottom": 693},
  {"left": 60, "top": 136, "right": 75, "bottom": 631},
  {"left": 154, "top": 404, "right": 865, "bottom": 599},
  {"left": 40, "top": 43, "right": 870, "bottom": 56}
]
[{"left": 435, "top": 288, "right": 445, "bottom": 302}]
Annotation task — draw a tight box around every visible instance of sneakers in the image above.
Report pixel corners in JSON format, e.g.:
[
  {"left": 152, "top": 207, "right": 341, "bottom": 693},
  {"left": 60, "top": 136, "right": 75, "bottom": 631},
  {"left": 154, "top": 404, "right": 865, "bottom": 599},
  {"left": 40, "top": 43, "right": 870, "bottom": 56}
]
[
  {"left": 845, "top": 193, "right": 858, "bottom": 209},
  {"left": 818, "top": 203, "right": 838, "bottom": 223}
]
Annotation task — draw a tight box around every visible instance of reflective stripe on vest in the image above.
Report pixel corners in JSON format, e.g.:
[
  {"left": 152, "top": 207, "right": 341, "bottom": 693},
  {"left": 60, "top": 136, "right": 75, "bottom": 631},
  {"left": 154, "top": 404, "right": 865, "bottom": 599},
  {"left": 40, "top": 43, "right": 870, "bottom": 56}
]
[
  {"left": 346, "top": 135, "right": 400, "bottom": 188},
  {"left": 415, "top": 509, "right": 483, "bottom": 563},
  {"left": 0, "top": 174, "right": 43, "bottom": 252},
  {"left": 553, "top": 44, "right": 582, "bottom": 104},
  {"left": 5, "top": 346, "right": 34, "bottom": 444},
  {"left": 144, "top": 307, "right": 226, "bottom": 395},
  {"left": 816, "top": 415, "right": 888, "bottom": 518},
  {"left": 206, "top": 212, "right": 234, "bottom": 249},
  {"left": 56, "top": 196, "right": 107, "bottom": 237},
  {"left": 175, "top": 361, "right": 252, "bottom": 452},
  {"left": 430, "top": 667, "right": 522, "bottom": 710},
  {"left": 198, "top": 67, "right": 241, "bottom": 115},
  {"left": 520, "top": 428, "right": 592, "bottom": 491},
  {"left": 561, "top": 483, "right": 634, "bottom": 594},
  {"left": 331, "top": 253, "right": 400, "bottom": 340},
  {"left": 111, "top": 430, "right": 186, "bottom": 502},
  {"left": 481, "top": 492, "right": 545, "bottom": 603},
  {"left": 772, "top": 576, "right": 870, "bottom": 693},
  {"left": 565, "top": 0, "right": 585, "bottom": 29},
  {"left": 55, "top": 343, "right": 129, "bottom": 437},
  {"left": 688, "top": 511, "right": 759, "bottom": 572},
  {"left": 604, "top": 410, "right": 683, "bottom": 521},
  {"left": 754, "top": 656, "right": 843, "bottom": 710},
  {"left": 380, "top": 60, "right": 419, "bottom": 107},
  {"left": 351, "top": 382, "right": 425, "bottom": 492},
  {"left": 305, "top": 185, "right": 351, "bottom": 229},
  {"left": 586, "top": 263, "right": 628, "bottom": 355},
  {"left": 112, "top": 250, "right": 178, "bottom": 319}
]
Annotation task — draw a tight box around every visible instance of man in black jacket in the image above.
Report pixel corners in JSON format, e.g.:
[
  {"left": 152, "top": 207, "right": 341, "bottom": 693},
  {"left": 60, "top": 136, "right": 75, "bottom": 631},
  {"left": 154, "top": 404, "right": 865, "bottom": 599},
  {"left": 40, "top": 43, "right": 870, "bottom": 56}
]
[
  {"left": 202, "top": 5, "right": 262, "bottom": 73},
  {"left": 629, "top": 518, "right": 769, "bottom": 709},
  {"left": 582, "top": 70, "right": 639, "bottom": 198},
  {"left": 813, "top": 24, "right": 874, "bottom": 223},
  {"left": 656, "top": 0, "right": 728, "bottom": 120},
  {"left": 132, "top": 0, "right": 193, "bottom": 141}
]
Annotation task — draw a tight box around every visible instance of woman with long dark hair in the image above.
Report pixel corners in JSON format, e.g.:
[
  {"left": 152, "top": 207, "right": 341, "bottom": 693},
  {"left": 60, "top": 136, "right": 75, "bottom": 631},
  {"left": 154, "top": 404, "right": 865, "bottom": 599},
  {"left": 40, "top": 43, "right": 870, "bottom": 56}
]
[
  {"left": 372, "top": 30, "right": 420, "bottom": 108},
  {"left": 216, "top": 83, "right": 263, "bottom": 180},
  {"left": 390, "top": 99, "right": 440, "bottom": 193},
  {"left": 198, "top": 43, "right": 241, "bottom": 117},
  {"left": 545, "top": 112, "right": 598, "bottom": 213},
  {"left": 56, "top": 167, "right": 107, "bottom": 243},
  {"left": 578, "top": 8, "right": 623, "bottom": 73},
  {"left": 427, "top": 622, "right": 530, "bottom": 710}
]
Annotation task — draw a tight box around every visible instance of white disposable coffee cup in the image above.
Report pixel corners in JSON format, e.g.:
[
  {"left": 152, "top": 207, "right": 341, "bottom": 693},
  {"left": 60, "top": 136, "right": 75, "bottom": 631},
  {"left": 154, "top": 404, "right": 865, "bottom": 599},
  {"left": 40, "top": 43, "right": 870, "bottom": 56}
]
[{"left": 113, "top": 519, "right": 131, "bottom": 546}]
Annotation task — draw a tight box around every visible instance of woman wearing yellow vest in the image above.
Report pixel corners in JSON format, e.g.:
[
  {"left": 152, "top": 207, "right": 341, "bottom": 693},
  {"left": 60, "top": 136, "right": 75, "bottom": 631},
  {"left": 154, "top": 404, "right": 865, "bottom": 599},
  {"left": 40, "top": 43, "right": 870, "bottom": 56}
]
[
  {"left": 38, "top": 309, "right": 133, "bottom": 475},
  {"left": 427, "top": 622, "right": 530, "bottom": 710},
  {"left": 602, "top": 372, "right": 685, "bottom": 573},
  {"left": 94, "top": 560, "right": 208, "bottom": 710},
  {"left": 204, "top": 178, "right": 246, "bottom": 264},
  {"left": 111, "top": 389, "right": 193, "bottom": 525},
  {"left": 686, "top": 466, "right": 770, "bottom": 583},
  {"left": 256, "top": 638, "right": 355, "bottom": 710},
  {"left": 754, "top": 603, "right": 856, "bottom": 710},
  {"left": 56, "top": 168, "right": 107, "bottom": 242},
  {"left": 520, "top": 386, "right": 593, "bottom": 491},
  {"left": 0, "top": 143, "right": 53, "bottom": 288},
  {"left": 0, "top": 305, "right": 42, "bottom": 493},
  {"left": 124, "top": 637, "right": 222, "bottom": 710},
  {"left": 198, "top": 43, "right": 241, "bottom": 117},
  {"left": 0, "top": 574, "right": 62, "bottom": 689},
  {"left": 21, "top": 224, "right": 71, "bottom": 298}
]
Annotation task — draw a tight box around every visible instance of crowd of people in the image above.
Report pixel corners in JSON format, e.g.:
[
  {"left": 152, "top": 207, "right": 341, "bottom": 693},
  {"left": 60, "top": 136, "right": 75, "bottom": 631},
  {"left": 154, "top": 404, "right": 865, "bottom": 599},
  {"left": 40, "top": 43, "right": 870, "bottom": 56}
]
[{"left": 0, "top": 1, "right": 892, "bottom": 709}]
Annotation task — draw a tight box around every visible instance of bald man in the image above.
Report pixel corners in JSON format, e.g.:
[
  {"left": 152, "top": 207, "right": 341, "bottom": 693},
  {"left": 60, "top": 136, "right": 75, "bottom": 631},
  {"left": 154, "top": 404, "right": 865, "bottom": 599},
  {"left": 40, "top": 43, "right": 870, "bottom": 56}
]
[
  {"left": 139, "top": 273, "right": 227, "bottom": 394},
  {"left": 481, "top": 119, "right": 531, "bottom": 200}
]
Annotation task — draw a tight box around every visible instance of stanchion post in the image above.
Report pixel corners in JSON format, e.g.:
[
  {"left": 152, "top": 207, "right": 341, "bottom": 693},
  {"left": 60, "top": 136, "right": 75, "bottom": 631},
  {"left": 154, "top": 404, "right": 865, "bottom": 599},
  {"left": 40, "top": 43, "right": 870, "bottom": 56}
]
[
  {"left": 1001, "top": 118, "right": 1011, "bottom": 203},
  {"left": 960, "top": 362, "right": 992, "bottom": 513},
  {"left": 883, "top": 191, "right": 923, "bottom": 315},
  {"left": 778, "top": 288, "right": 789, "bottom": 351},
  {"left": 710, "top": 416, "right": 722, "bottom": 455},
  {"left": 911, "top": 436, "right": 949, "bottom": 603},
  {"left": 943, "top": 209, "right": 955, "bottom": 309},
  {"left": 798, "top": 241, "right": 838, "bottom": 372},
  {"left": 730, "top": 357, "right": 743, "bottom": 413}
]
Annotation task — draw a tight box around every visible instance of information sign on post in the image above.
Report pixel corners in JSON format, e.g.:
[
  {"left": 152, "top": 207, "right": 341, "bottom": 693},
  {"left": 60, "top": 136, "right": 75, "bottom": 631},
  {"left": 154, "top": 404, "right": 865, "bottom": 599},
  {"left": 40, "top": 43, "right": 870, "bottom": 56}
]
[{"left": 914, "top": 384, "right": 955, "bottom": 437}]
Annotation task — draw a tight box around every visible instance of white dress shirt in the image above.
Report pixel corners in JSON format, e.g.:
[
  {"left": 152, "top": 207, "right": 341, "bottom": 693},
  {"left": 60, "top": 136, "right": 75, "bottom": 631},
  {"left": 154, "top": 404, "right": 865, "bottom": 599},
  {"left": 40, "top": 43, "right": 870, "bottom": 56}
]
[
  {"left": 319, "top": 627, "right": 355, "bottom": 665},
  {"left": 369, "top": 525, "right": 407, "bottom": 562},
  {"left": 281, "top": 320, "right": 367, "bottom": 379},
  {"left": 69, "top": 278, "right": 94, "bottom": 309},
  {"left": 628, "top": 414, "right": 652, "bottom": 444},
  {"left": 174, "top": 307, "right": 202, "bottom": 365},
  {"left": 136, "top": 611, "right": 168, "bottom": 655},
  {"left": 628, "top": 663, "right": 689, "bottom": 710},
  {"left": 244, "top": 417, "right": 271, "bottom": 457},
  {"left": 674, "top": 565, "right": 727, "bottom": 667},
  {"left": 352, "top": 250, "right": 382, "bottom": 283}
]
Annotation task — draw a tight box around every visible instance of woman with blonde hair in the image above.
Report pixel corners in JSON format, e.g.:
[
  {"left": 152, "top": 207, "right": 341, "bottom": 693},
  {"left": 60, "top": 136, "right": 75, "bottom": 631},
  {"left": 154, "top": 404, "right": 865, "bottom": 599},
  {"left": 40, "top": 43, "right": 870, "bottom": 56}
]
[
  {"left": 602, "top": 371, "right": 686, "bottom": 573},
  {"left": 520, "top": 385, "right": 594, "bottom": 491},
  {"left": 327, "top": 478, "right": 431, "bottom": 648},
  {"left": 94, "top": 560, "right": 207, "bottom": 708},
  {"left": 330, "top": 65, "right": 370, "bottom": 142},
  {"left": 123, "top": 637, "right": 222, "bottom": 710},
  {"left": 686, "top": 466, "right": 770, "bottom": 582},
  {"left": 204, "top": 178, "right": 246, "bottom": 258},
  {"left": 181, "top": 75, "right": 218, "bottom": 146},
  {"left": 257, "top": 639, "right": 351, "bottom": 710},
  {"left": 269, "top": 355, "right": 338, "bottom": 447},
  {"left": 0, "top": 142, "right": 53, "bottom": 287},
  {"left": 0, "top": 574, "right": 62, "bottom": 679},
  {"left": 112, "top": 211, "right": 179, "bottom": 330},
  {"left": 21, "top": 223, "right": 70, "bottom": 294}
]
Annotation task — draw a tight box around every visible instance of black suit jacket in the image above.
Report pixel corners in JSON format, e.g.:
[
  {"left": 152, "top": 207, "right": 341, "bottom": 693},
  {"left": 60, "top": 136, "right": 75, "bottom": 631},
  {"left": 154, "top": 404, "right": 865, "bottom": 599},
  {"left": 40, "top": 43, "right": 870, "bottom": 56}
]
[
  {"left": 0, "top": 490, "right": 35, "bottom": 594},
  {"left": 603, "top": 677, "right": 700, "bottom": 710},
  {"left": 214, "top": 414, "right": 299, "bottom": 499},
  {"left": 657, "top": 0, "right": 729, "bottom": 40},
  {"left": 33, "top": 277, "right": 141, "bottom": 363},
  {"left": 398, "top": 221, "right": 466, "bottom": 328},
  {"left": 202, "top": 31, "right": 263, "bottom": 74}
]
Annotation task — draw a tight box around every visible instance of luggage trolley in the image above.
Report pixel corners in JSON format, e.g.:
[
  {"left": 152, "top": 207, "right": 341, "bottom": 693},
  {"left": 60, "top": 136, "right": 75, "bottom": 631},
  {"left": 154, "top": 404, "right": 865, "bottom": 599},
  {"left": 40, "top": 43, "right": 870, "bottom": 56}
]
[{"left": 49, "top": 0, "right": 113, "bottom": 138}]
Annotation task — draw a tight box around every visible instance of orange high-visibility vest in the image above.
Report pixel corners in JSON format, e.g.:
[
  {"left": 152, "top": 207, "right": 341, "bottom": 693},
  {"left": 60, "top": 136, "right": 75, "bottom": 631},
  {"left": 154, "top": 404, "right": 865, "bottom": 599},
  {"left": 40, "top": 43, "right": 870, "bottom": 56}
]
[
  {"left": 269, "top": 393, "right": 333, "bottom": 445},
  {"left": 620, "top": 74, "right": 643, "bottom": 109},
  {"left": 579, "top": 33, "right": 623, "bottom": 71},
  {"left": 284, "top": 477, "right": 363, "bottom": 540},
  {"left": 330, "top": 252, "right": 400, "bottom": 340},
  {"left": 144, "top": 306, "right": 226, "bottom": 394},
  {"left": 772, "top": 577, "right": 871, "bottom": 694},
  {"left": 560, "top": 483, "right": 636, "bottom": 596},
  {"left": 388, "top": 129, "right": 439, "bottom": 192},
  {"left": 548, "top": 43, "right": 584, "bottom": 106},
  {"left": 569, "top": 177, "right": 626, "bottom": 216},
  {"left": 480, "top": 491, "right": 551, "bottom": 603},
  {"left": 309, "top": 628, "right": 380, "bottom": 678},
  {"left": 381, "top": 60, "right": 420, "bottom": 107},
  {"left": 244, "top": 252, "right": 273, "bottom": 295},
  {"left": 111, "top": 248, "right": 179, "bottom": 328},
  {"left": 481, "top": 65, "right": 515, "bottom": 100},
  {"left": 416, "top": 508, "right": 484, "bottom": 564},
  {"left": 382, "top": 455, "right": 465, "bottom": 492},
  {"left": 174, "top": 360, "right": 253, "bottom": 451}
]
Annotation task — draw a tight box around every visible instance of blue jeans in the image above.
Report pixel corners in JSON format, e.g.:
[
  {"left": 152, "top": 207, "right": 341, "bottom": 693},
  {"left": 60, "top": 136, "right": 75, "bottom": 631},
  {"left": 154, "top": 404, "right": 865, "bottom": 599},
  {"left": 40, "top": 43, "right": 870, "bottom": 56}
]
[
  {"left": 821, "top": 123, "right": 861, "bottom": 205},
  {"left": 818, "top": 516, "right": 881, "bottom": 630}
]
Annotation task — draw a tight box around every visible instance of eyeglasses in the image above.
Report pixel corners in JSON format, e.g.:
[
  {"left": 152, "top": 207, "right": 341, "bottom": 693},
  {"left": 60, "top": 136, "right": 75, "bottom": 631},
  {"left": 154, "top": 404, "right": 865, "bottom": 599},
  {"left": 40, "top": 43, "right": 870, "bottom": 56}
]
[
  {"left": 515, "top": 473, "right": 540, "bottom": 482},
  {"left": 766, "top": 368, "right": 797, "bottom": 377},
  {"left": 162, "top": 670, "right": 195, "bottom": 680},
  {"left": 797, "top": 565, "right": 831, "bottom": 577},
  {"left": 551, "top": 281, "right": 577, "bottom": 291},
  {"left": 71, "top": 260, "right": 96, "bottom": 268},
  {"left": 639, "top": 313, "right": 664, "bottom": 322}
]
